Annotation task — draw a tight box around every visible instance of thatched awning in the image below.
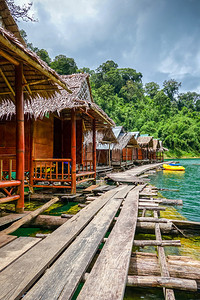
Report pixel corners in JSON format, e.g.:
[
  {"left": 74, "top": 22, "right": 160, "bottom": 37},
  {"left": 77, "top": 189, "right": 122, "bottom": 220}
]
[
  {"left": 137, "top": 136, "right": 153, "bottom": 148},
  {"left": 0, "top": 25, "right": 71, "bottom": 106},
  {"left": 113, "top": 132, "right": 139, "bottom": 150}
]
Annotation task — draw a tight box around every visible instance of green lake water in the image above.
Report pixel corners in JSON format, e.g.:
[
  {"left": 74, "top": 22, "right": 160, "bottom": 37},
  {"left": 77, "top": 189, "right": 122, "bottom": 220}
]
[{"left": 149, "top": 158, "right": 200, "bottom": 222}]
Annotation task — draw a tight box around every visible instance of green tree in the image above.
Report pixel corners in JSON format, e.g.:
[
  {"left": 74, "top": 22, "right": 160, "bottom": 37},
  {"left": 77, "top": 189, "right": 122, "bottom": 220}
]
[
  {"left": 163, "top": 79, "right": 181, "bottom": 102},
  {"left": 145, "top": 82, "right": 160, "bottom": 99},
  {"left": 51, "top": 55, "right": 78, "bottom": 75}
]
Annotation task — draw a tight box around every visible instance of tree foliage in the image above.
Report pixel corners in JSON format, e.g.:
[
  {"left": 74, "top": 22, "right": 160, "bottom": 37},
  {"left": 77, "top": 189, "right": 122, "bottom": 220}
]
[{"left": 50, "top": 55, "right": 78, "bottom": 75}]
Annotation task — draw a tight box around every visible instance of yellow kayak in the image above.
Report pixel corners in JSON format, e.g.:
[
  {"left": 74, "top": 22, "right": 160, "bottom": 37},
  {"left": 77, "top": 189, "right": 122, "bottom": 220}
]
[{"left": 163, "top": 164, "right": 185, "bottom": 171}]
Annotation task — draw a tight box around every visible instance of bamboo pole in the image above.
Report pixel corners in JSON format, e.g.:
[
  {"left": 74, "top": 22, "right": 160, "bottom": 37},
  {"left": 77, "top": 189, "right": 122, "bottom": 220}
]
[
  {"left": 0, "top": 197, "right": 59, "bottom": 236},
  {"left": 15, "top": 62, "right": 24, "bottom": 213},
  {"left": 93, "top": 119, "right": 96, "bottom": 178},
  {"left": 71, "top": 110, "right": 76, "bottom": 194}
]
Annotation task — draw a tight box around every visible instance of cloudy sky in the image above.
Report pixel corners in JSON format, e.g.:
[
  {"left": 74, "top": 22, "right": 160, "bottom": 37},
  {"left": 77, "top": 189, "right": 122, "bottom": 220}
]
[{"left": 16, "top": 0, "right": 200, "bottom": 92}]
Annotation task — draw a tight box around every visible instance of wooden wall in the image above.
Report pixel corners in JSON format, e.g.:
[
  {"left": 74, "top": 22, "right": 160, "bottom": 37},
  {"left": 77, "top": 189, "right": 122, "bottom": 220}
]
[
  {"left": 112, "top": 149, "right": 121, "bottom": 162},
  {"left": 0, "top": 116, "right": 31, "bottom": 171},
  {"left": 62, "top": 119, "right": 83, "bottom": 163},
  {"left": 97, "top": 149, "right": 108, "bottom": 165},
  {"left": 33, "top": 115, "right": 54, "bottom": 159}
]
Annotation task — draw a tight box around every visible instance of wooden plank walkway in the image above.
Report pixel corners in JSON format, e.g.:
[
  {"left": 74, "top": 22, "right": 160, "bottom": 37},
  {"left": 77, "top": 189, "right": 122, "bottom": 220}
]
[
  {"left": 24, "top": 185, "right": 133, "bottom": 300},
  {"left": 77, "top": 185, "right": 144, "bottom": 300},
  {"left": 0, "top": 237, "right": 41, "bottom": 271},
  {"left": 0, "top": 187, "right": 122, "bottom": 300},
  {"left": 107, "top": 162, "right": 164, "bottom": 183}
]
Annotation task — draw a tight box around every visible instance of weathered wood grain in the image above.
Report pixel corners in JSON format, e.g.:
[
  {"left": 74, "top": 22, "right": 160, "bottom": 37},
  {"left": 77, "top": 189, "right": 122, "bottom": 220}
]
[
  {"left": 0, "top": 235, "right": 17, "bottom": 248},
  {"left": 0, "top": 187, "right": 122, "bottom": 300},
  {"left": 24, "top": 185, "right": 133, "bottom": 300},
  {"left": 77, "top": 185, "right": 144, "bottom": 300},
  {"left": 0, "top": 237, "right": 41, "bottom": 271},
  {"left": 154, "top": 211, "right": 175, "bottom": 300}
]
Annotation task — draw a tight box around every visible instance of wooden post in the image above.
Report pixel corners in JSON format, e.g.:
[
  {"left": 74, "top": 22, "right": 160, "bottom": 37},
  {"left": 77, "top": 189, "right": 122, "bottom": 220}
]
[
  {"left": 29, "top": 119, "right": 34, "bottom": 190},
  {"left": 81, "top": 120, "right": 84, "bottom": 164},
  {"left": 108, "top": 143, "right": 111, "bottom": 166},
  {"left": 92, "top": 119, "right": 96, "bottom": 178},
  {"left": 15, "top": 63, "right": 24, "bottom": 213},
  {"left": 71, "top": 110, "right": 76, "bottom": 194}
]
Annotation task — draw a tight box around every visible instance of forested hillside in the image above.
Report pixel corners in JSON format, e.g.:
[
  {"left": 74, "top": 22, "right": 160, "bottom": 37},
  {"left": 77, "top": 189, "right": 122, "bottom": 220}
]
[
  {"left": 87, "top": 60, "right": 200, "bottom": 157},
  {"left": 21, "top": 32, "right": 200, "bottom": 157}
]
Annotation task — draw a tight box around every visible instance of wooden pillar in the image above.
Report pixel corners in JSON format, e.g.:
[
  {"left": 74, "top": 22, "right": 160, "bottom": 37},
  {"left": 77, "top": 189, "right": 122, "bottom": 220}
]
[
  {"left": 92, "top": 119, "right": 96, "bottom": 178},
  {"left": 29, "top": 119, "right": 34, "bottom": 192},
  {"left": 15, "top": 63, "right": 24, "bottom": 213},
  {"left": 81, "top": 120, "right": 84, "bottom": 164},
  {"left": 71, "top": 110, "right": 76, "bottom": 194},
  {"left": 108, "top": 143, "right": 111, "bottom": 166}
]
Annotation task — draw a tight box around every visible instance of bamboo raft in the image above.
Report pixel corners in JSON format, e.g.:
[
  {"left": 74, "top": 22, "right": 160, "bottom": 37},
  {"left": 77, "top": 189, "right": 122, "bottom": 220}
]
[{"left": 0, "top": 163, "right": 199, "bottom": 300}]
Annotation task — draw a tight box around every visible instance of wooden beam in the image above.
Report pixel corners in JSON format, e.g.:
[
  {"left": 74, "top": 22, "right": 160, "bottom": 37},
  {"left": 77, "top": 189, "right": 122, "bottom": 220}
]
[
  {"left": 23, "top": 74, "right": 32, "bottom": 95},
  {"left": 126, "top": 276, "right": 198, "bottom": 292},
  {"left": 0, "top": 68, "right": 15, "bottom": 96},
  {"left": 0, "top": 35, "right": 72, "bottom": 93},
  {"left": 15, "top": 62, "right": 24, "bottom": 213},
  {"left": 0, "top": 49, "right": 19, "bottom": 66}
]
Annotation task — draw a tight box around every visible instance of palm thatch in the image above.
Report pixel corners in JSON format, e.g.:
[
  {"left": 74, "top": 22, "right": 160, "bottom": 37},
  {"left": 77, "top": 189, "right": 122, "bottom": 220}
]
[
  {"left": 113, "top": 132, "right": 139, "bottom": 150},
  {"left": 12, "top": 74, "right": 114, "bottom": 127},
  {"left": 153, "top": 139, "right": 159, "bottom": 151},
  {"left": 0, "top": 25, "right": 71, "bottom": 110},
  {"left": 137, "top": 136, "right": 153, "bottom": 148}
]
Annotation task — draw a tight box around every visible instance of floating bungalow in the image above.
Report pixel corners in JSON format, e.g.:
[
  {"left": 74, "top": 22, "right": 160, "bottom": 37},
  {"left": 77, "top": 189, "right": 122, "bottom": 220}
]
[
  {"left": 0, "top": 1, "right": 115, "bottom": 212},
  {"left": 137, "top": 135, "right": 154, "bottom": 161},
  {"left": 112, "top": 127, "right": 139, "bottom": 168},
  {"left": 0, "top": 27, "right": 71, "bottom": 211}
]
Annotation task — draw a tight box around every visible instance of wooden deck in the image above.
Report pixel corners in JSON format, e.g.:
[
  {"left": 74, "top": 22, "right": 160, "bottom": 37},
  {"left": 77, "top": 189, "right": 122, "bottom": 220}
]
[{"left": 0, "top": 163, "right": 198, "bottom": 300}]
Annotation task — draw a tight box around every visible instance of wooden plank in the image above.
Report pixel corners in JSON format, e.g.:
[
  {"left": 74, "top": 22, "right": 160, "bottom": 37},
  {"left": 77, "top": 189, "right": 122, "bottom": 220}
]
[
  {"left": 77, "top": 185, "right": 145, "bottom": 300},
  {"left": 24, "top": 185, "right": 133, "bottom": 300},
  {"left": 0, "top": 197, "right": 60, "bottom": 236},
  {"left": 0, "top": 235, "right": 17, "bottom": 248},
  {"left": 0, "top": 237, "right": 41, "bottom": 271},
  {"left": 0, "top": 186, "right": 122, "bottom": 300},
  {"left": 154, "top": 211, "right": 175, "bottom": 300},
  {"left": 83, "top": 184, "right": 100, "bottom": 193},
  {"left": 0, "top": 213, "right": 26, "bottom": 228}
]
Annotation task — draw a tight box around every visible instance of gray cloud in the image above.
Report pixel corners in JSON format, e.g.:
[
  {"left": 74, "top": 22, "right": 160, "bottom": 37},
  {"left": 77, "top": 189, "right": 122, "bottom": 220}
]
[{"left": 18, "top": 0, "right": 200, "bottom": 92}]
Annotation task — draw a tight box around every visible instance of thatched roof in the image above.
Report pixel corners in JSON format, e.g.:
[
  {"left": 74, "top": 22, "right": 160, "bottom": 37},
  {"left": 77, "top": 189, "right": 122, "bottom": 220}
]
[
  {"left": 113, "top": 132, "right": 139, "bottom": 150},
  {"left": 21, "top": 73, "right": 114, "bottom": 127},
  {"left": 137, "top": 136, "right": 153, "bottom": 148},
  {"left": 0, "top": 0, "right": 25, "bottom": 45},
  {"left": 153, "top": 139, "right": 159, "bottom": 151},
  {"left": 0, "top": 25, "right": 71, "bottom": 109}
]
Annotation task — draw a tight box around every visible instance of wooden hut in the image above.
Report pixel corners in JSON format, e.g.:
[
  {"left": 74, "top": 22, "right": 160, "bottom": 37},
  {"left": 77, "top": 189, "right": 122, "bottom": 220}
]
[
  {"left": 96, "top": 128, "right": 118, "bottom": 167},
  {"left": 0, "top": 6, "right": 71, "bottom": 212},
  {"left": 112, "top": 127, "right": 139, "bottom": 168},
  {"left": 1, "top": 73, "right": 115, "bottom": 197},
  {"left": 137, "top": 135, "right": 153, "bottom": 161}
]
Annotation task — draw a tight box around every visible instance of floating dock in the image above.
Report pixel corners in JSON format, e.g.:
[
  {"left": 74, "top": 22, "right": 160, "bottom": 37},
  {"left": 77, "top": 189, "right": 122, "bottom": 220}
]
[{"left": 0, "top": 163, "right": 199, "bottom": 300}]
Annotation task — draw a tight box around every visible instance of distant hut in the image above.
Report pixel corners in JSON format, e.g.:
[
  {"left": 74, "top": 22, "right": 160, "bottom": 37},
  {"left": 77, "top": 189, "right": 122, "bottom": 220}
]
[
  {"left": 96, "top": 128, "right": 118, "bottom": 167},
  {"left": 137, "top": 135, "right": 153, "bottom": 161},
  {"left": 112, "top": 128, "right": 139, "bottom": 167}
]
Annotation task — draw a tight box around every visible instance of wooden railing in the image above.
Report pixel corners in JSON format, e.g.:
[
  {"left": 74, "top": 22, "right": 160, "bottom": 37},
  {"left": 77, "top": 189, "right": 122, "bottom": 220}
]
[
  {"left": 31, "top": 158, "right": 72, "bottom": 188},
  {"left": 77, "top": 160, "right": 93, "bottom": 172},
  {"left": 0, "top": 155, "right": 21, "bottom": 205},
  {"left": 0, "top": 154, "right": 16, "bottom": 180}
]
